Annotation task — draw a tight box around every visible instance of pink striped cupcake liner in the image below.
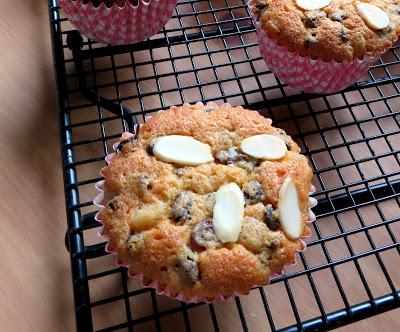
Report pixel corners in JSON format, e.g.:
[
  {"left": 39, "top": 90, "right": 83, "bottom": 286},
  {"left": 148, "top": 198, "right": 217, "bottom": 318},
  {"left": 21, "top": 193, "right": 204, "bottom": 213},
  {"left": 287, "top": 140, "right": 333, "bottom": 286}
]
[
  {"left": 58, "top": 0, "right": 178, "bottom": 45},
  {"left": 248, "top": 1, "right": 385, "bottom": 94},
  {"left": 93, "top": 102, "right": 318, "bottom": 303}
]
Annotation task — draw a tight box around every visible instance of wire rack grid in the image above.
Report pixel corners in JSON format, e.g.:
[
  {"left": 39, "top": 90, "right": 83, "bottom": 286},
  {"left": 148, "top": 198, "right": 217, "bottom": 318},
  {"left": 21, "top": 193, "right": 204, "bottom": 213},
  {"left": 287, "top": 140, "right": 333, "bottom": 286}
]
[{"left": 48, "top": 0, "right": 400, "bottom": 331}]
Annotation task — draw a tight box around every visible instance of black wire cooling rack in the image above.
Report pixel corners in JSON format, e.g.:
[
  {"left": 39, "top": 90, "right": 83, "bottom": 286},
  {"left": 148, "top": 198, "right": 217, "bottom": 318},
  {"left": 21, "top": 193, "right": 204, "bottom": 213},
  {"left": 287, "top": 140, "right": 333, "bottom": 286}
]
[{"left": 48, "top": 0, "right": 400, "bottom": 331}]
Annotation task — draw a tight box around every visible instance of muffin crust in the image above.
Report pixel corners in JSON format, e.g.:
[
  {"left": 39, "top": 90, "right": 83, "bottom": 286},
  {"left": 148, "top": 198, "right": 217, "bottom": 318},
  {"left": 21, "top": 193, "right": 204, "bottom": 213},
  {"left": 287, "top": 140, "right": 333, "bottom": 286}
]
[
  {"left": 251, "top": 0, "right": 400, "bottom": 61},
  {"left": 98, "top": 104, "right": 313, "bottom": 299}
]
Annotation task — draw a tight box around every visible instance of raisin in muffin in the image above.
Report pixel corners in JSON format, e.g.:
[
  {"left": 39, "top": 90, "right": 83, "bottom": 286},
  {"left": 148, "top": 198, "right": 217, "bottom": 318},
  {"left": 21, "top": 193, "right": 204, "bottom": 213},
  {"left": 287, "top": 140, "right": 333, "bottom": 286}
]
[
  {"left": 249, "top": 0, "right": 400, "bottom": 92},
  {"left": 96, "top": 103, "right": 314, "bottom": 301}
]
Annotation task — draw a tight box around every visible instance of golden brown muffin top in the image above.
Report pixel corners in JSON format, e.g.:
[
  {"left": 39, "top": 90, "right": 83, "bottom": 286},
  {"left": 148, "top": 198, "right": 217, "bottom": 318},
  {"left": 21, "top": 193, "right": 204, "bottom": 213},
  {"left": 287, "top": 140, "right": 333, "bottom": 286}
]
[
  {"left": 98, "top": 104, "right": 314, "bottom": 300},
  {"left": 251, "top": 0, "right": 400, "bottom": 61}
]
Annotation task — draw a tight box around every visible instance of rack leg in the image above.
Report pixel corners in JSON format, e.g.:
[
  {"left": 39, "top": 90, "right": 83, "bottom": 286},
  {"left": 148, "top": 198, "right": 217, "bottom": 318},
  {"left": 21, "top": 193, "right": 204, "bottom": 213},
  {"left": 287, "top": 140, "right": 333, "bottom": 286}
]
[
  {"left": 65, "top": 230, "right": 70, "bottom": 253},
  {"left": 66, "top": 31, "right": 138, "bottom": 132}
]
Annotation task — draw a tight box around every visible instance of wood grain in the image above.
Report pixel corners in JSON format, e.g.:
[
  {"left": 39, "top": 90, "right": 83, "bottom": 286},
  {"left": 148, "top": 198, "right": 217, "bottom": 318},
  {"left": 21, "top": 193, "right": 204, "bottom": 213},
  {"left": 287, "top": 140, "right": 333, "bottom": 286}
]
[
  {"left": 0, "top": 1, "right": 398, "bottom": 331},
  {"left": 0, "top": 1, "right": 75, "bottom": 331}
]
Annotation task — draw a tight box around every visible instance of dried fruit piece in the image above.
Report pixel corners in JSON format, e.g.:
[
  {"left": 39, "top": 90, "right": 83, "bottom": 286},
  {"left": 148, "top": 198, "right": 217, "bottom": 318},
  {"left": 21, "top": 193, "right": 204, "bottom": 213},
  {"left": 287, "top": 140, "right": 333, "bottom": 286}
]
[
  {"left": 339, "top": 27, "right": 349, "bottom": 42},
  {"left": 213, "top": 183, "right": 245, "bottom": 243},
  {"left": 278, "top": 178, "right": 302, "bottom": 239},
  {"left": 329, "top": 10, "right": 348, "bottom": 22},
  {"left": 255, "top": 1, "right": 268, "bottom": 12},
  {"left": 175, "top": 249, "right": 200, "bottom": 284},
  {"left": 153, "top": 135, "right": 213, "bottom": 166},
  {"left": 258, "top": 239, "right": 279, "bottom": 265},
  {"left": 356, "top": 3, "right": 390, "bottom": 30},
  {"left": 215, "top": 147, "right": 243, "bottom": 164},
  {"left": 172, "top": 191, "right": 193, "bottom": 222},
  {"left": 264, "top": 204, "right": 280, "bottom": 230},
  {"left": 106, "top": 197, "right": 118, "bottom": 211},
  {"left": 116, "top": 137, "right": 135, "bottom": 154},
  {"left": 304, "top": 11, "right": 326, "bottom": 28},
  {"left": 215, "top": 147, "right": 257, "bottom": 171},
  {"left": 192, "top": 219, "right": 221, "bottom": 249},
  {"left": 203, "top": 108, "right": 214, "bottom": 113},
  {"left": 243, "top": 181, "right": 264, "bottom": 205},
  {"left": 240, "top": 134, "right": 287, "bottom": 160},
  {"left": 254, "top": 1, "right": 269, "bottom": 20},
  {"left": 147, "top": 138, "right": 159, "bottom": 155},
  {"left": 296, "top": 0, "right": 331, "bottom": 11}
]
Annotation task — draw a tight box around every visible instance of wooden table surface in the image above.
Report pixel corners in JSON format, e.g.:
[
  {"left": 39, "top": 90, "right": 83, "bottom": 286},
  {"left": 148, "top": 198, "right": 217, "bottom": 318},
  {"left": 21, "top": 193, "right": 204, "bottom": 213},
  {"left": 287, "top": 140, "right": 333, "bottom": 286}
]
[{"left": 0, "top": 1, "right": 398, "bottom": 331}]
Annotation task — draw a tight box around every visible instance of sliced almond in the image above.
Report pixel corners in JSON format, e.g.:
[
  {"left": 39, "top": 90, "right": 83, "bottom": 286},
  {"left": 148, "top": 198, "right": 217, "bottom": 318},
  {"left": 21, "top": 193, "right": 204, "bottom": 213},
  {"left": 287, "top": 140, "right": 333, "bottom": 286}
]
[
  {"left": 296, "top": 0, "right": 331, "bottom": 11},
  {"left": 278, "top": 178, "right": 302, "bottom": 240},
  {"left": 213, "top": 183, "right": 245, "bottom": 243},
  {"left": 356, "top": 3, "right": 390, "bottom": 30},
  {"left": 240, "top": 134, "right": 287, "bottom": 160},
  {"left": 153, "top": 135, "right": 213, "bottom": 166}
]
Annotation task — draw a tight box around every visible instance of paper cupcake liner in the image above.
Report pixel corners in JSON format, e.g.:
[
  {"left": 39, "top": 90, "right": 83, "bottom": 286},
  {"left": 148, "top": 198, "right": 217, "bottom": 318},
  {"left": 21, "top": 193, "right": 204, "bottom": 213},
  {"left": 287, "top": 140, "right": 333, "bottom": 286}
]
[
  {"left": 248, "top": 2, "right": 385, "bottom": 94},
  {"left": 93, "top": 102, "right": 318, "bottom": 303},
  {"left": 59, "top": 0, "right": 178, "bottom": 45}
]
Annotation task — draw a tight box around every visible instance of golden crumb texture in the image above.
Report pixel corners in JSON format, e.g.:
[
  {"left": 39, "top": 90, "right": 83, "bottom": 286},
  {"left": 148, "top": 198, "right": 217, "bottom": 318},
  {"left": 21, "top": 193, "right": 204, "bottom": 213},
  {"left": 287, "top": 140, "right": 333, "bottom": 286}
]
[
  {"left": 251, "top": 0, "right": 400, "bottom": 61},
  {"left": 98, "top": 104, "right": 313, "bottom": 299}
]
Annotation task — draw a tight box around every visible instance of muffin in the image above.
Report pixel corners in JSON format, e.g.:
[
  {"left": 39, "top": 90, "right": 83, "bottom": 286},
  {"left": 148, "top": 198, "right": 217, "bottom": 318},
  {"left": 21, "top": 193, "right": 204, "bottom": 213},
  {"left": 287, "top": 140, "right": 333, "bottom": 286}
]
[
  {"left": 59, "top": 0, "right": 178, "bottom": 45},
  {"left": 94, "top": 102, "right": 316, "bottom": 302},
  {"left": 249, "top": 0, "right": 400, "bottom": 93}
]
